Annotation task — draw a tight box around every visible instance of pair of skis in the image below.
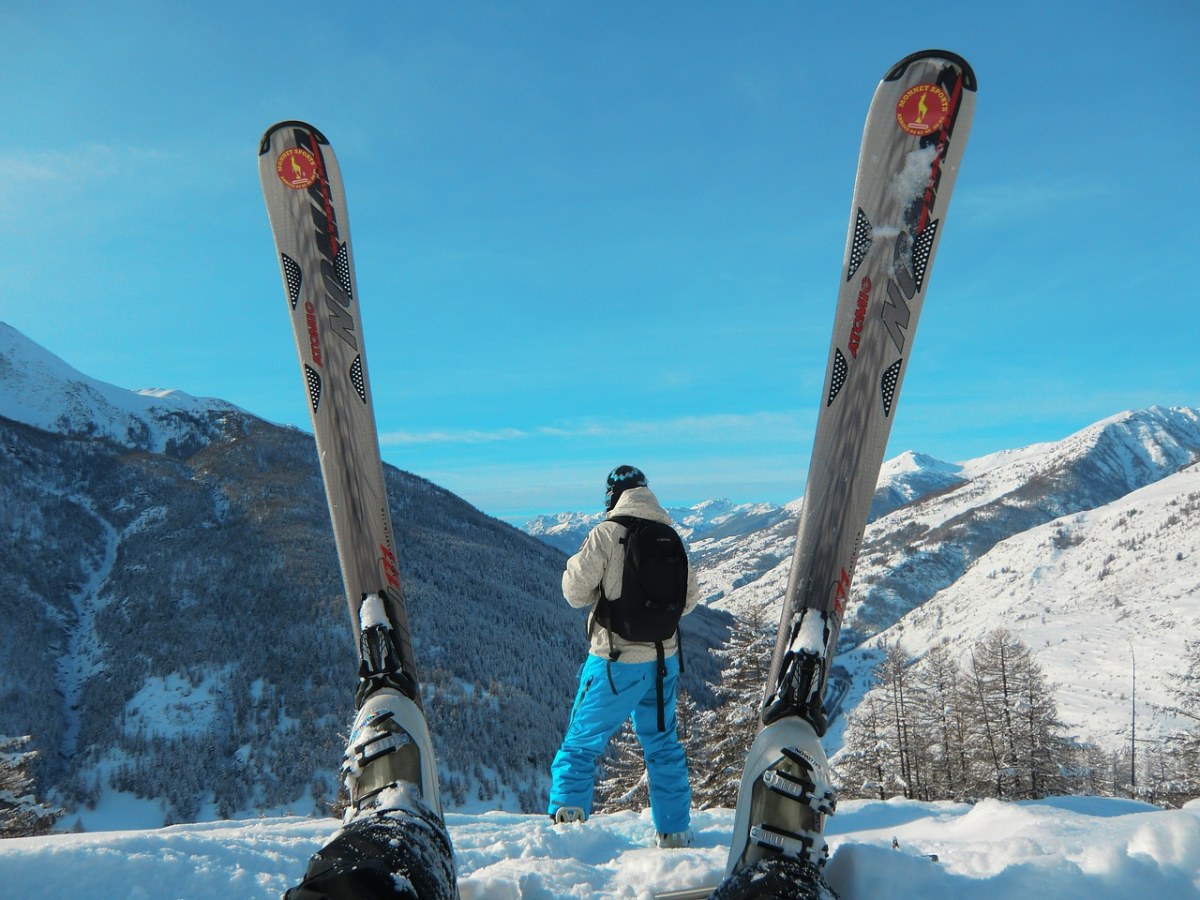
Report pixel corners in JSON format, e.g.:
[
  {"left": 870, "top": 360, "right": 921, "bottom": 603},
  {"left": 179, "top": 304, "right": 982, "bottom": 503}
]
[{"left": 259, "top": 47, "right": 975, "bottom": 900}]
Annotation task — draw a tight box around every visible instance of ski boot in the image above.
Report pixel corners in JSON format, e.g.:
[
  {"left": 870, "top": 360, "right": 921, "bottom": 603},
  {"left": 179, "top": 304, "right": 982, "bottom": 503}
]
[
  {"left": 552, "top": 806, "right": 586, "bottom": 824},
  {"left": 286, "top": 597, "right": 459, "bottom": 899},
  {"left": 656, "top": 830, "right": 694, "bottom": 849},
  {"left": 712, "top": 715, "right": 839, "bottom": 900},
  {"left": 286, "top": 687, "right": 457, "bottom": 899}
]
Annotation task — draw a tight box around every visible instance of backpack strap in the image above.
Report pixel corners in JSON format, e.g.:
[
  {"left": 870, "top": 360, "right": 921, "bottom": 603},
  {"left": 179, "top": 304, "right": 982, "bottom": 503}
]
[{"left": 595, "top": 518, "right": 636, "bottom": 661}]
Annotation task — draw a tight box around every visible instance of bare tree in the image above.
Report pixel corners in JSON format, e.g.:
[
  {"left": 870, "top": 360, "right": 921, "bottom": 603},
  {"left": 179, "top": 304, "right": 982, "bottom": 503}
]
[
  {"left": 835, "top": 688, "right": 901, "bottom": 799},
  {"left": 966, "top": 629, "right": 1070, "bottom": 800},
  {"left": 911, "top": 644, "right": 973, "bottom": 800}
]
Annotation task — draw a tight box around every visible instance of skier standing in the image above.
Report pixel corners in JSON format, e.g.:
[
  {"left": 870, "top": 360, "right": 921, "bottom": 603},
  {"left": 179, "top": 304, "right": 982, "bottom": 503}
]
[{"left": 547, "top": 465, "right": 701, "bottom": 848}]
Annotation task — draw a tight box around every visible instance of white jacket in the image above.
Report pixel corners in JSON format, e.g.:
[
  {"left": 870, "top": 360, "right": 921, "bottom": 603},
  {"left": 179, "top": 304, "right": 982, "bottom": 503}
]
[{"left": 562, "top": 486, "right": 700, "bottom": 663}]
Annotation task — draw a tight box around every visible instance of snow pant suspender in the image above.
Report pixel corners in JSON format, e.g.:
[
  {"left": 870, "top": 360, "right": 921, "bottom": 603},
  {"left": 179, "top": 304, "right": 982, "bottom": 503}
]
[
  {"left": 657, "top": 629, "right": 683, "bottom": 732},
  {"left": 654, "top": 642, "right": 667, "bottom": 732},
  {"left": 650, "top": 630, "right": 682, "bottom": 732}
]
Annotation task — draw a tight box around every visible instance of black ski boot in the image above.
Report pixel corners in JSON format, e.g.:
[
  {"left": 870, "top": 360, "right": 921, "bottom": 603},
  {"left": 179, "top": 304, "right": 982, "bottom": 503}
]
[{"left": 285, "top": 802, "right": 456, "bottom": 900}]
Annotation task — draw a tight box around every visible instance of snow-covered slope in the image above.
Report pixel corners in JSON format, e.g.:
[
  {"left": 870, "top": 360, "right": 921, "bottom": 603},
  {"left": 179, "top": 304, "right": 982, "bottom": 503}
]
[
  {"left": 708, "top": 408, "right": 1200, "bottom": 627},
  {"left": 848, "top": 406, "right": 1200, "bottom": 639},
  {"left": 852, "top": 461, "right": 1200, "bottom": 747},
  {"left": 0, "top": 321, "right": 240, "bottom": 455},
  {"left": 2, "top": 798, "right": 1197, "bottom": 900}
]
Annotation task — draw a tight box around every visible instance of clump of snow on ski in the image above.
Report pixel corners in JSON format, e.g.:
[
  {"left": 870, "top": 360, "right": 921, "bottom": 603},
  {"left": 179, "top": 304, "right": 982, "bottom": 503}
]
[{"left": 359, "top": 592, "right": 389, "bottom": 629}]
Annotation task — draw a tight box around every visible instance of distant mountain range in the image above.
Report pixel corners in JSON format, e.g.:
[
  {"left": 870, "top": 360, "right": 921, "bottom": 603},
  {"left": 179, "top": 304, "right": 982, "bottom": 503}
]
[{"left": 524, "top": 498, "right": 794, "bottom": 556}]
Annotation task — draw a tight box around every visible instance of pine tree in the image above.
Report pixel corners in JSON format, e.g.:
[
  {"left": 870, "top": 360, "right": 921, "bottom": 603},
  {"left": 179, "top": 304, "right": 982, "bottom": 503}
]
[
  {"left": 594, "top": 721, "right": 648, "bottom": 813},
  {"left": 690, "top": 610, "right": 773, "bottom": 809}
]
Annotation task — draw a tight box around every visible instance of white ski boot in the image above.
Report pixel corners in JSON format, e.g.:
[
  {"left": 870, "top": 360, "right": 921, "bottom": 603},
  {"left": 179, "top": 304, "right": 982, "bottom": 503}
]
[
  {"left": 342, "top": 686, "right": 443, "bottom": 819},
  {"left": 714, "top": 715, "right": 838, "bottom": 899},
  {"left": 552, "top": 806, "right": 586, "bottom": 824}
]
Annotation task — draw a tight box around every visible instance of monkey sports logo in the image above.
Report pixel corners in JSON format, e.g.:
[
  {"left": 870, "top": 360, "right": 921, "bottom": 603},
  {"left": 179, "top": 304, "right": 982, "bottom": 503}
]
[
  {"left": 275, "top": 147, "right": 319, "bottom": 189},
  {"left": 895, "top": 83, "right": 950, "bottom": 136}
]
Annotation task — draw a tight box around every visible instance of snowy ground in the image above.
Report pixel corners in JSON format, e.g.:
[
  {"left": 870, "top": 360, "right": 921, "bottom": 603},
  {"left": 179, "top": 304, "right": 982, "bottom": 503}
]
[{"left": 2, "top": 797, "right": 1199, "bottom": 899}]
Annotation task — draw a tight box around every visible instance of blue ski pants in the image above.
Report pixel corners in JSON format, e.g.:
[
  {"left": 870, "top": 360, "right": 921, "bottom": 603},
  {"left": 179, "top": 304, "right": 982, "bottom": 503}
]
[{"left": 548, "top": 653, "right": 691, "bottom": 834}]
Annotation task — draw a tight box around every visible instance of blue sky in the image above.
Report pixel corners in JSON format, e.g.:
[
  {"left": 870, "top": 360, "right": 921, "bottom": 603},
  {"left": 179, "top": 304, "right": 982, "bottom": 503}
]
[{"left": 4, "top": 2, "right": 1198, "bottom": 522}]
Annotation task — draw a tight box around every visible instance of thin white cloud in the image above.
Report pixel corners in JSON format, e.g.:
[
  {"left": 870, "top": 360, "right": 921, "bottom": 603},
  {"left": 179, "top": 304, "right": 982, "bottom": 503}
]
[
  {"left": 2, "top": 154, "right": 61, "bottom": 181},
  {"left": 380, "top": 411, "right": 809, "bottom": 447},
  {"left": 380, "top": 426, "right": 531, "bottom": 445},
  {"left": 957, "top": 178, "right": 1109, "bottom": 225},
  {"left": 2, "top": 143, "right": 176, "bottom": 185}
]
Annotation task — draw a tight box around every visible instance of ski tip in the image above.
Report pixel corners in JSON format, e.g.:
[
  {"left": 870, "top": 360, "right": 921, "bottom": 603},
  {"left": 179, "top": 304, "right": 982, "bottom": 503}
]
[
  {"left": 259, "top": 120, "right": 330, "bottom": 156},
  {"left": 884, "top": 50, "right": 977, "bottom": 92}
]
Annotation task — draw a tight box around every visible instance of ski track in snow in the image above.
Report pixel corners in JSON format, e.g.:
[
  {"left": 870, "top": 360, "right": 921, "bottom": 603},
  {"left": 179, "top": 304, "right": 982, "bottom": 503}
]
[{"left": 2, "top": 798, "right": 1199, "bottom": 899}]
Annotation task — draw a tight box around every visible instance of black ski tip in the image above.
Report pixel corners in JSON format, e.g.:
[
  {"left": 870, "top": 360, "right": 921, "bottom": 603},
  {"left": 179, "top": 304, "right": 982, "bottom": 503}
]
[
  {"left": 285, "top": 807, "right": 458, "bottom": 900},
  {"left": 711, "top": 856, "right": 839, "bottom": 900},
  {"left": 885, "top": 50, "right": 977, "bottom": 92},
  {"left": 259, "top": 120, "right": 331, "bottom": 156}
]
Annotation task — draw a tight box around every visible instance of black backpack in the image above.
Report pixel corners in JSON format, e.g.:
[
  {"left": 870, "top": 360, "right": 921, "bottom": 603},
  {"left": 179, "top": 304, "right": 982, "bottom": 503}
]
[{"left": 596, "top": 516, "right": 689, "bottom": 643}]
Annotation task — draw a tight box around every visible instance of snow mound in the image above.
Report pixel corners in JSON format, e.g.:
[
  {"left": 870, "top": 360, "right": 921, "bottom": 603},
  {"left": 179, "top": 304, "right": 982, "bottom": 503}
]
[{"left": 2, "top": 797, "right": 1198, "bottom": 899}]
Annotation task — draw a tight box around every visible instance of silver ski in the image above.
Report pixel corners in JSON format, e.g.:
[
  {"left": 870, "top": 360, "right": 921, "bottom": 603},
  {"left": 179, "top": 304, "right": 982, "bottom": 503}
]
[
  {"left": 258, "top": 122, "right": 419, "bottom": 690},
  {"left": 720, "top": 50, "right": 977, "bottom": 896},
  {"left": 260, "top": 121, "right": 457, "bottom": 898}
]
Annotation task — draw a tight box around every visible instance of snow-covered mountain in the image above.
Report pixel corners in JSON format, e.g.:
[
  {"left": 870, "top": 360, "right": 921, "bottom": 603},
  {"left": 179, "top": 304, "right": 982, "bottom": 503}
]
[
  {"left": 693, "top": 406, "right": 1200, "bottom": 752},
  {"left": 7, "top": 317, "right": 1199, "bottom": 833},
  {"left": 700, "top": 408, "right": 1200, "bottom": 627},
  {"left": 0, "top": 322, "right": 731, "bottom": 830},
  {"left": 524, "top": 448, "right": 977, "bottom": 609},
  {"left": 681, "top": 450, "right": 972, "bottom": 608},
  {"left": 850, "top": 460, "right": 1200, "bottom": 749},
  {"left": 0, "top": 322, "right": 241, "bottom": 456}
]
